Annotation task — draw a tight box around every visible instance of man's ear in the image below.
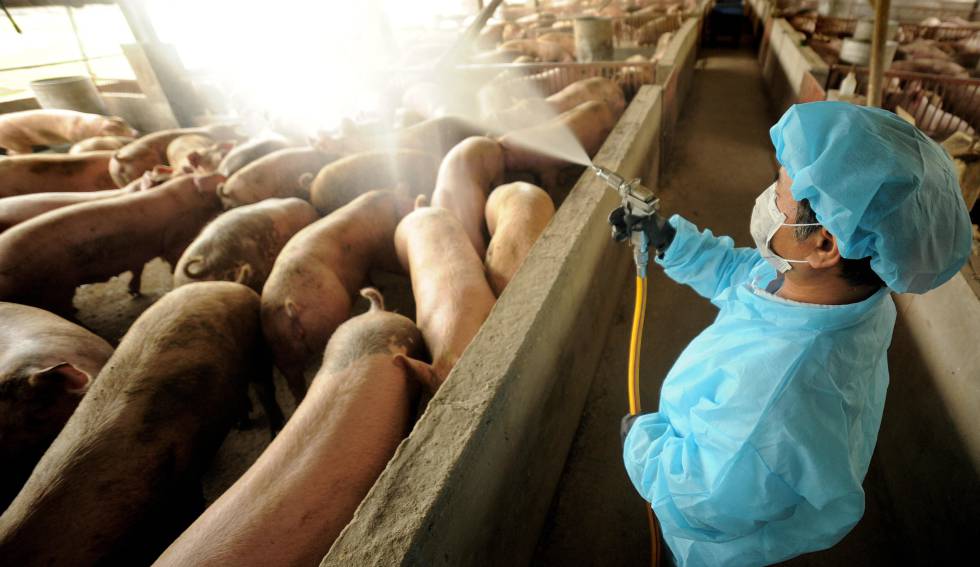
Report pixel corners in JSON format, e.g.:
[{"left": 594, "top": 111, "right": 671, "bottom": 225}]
[{"left": 808, "top": 228, "right": 841, "bottom": 269}]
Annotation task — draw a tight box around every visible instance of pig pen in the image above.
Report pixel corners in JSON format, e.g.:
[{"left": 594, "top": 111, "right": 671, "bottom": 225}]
[
  {"left": 320, "top": 84, "right": 665, "bottom": 566},
  {"left": 47, "top": 88, "right": 666, "bottom": 566}
]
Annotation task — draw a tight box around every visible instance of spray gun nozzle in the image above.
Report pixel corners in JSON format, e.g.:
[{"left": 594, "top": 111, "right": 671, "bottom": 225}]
[
  {"left": 591, "top": 165, "right": 625, "bottom": 191},
  {"left": 591, "top": 165, "right": 659, "bottom": 216}
]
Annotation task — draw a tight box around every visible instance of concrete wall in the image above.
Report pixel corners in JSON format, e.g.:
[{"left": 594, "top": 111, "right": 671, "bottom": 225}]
[
  {"left": 875, "top": 274, "right": 980, "bottom": 564},
  {"left": 746, "top": 0, "right": 774, "bottom": 38},
  {"left": 760, "top": 18, "right": 830, "bottom": 115},
  {"left": 322, "top": 85, "right": 665, "bottom": 567},
  {"left": 658, "top": 18, "right": 701, "bottom": 185}
]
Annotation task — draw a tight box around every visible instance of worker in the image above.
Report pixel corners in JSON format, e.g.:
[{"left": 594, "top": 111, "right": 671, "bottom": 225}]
[{"left": 611, "top": 101, "right": 973, "bottom": 566}]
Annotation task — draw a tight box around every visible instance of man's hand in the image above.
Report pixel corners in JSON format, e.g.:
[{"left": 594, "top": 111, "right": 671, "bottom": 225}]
[{"left": 608, "top": 207, "right": 676, "bottom": 256}]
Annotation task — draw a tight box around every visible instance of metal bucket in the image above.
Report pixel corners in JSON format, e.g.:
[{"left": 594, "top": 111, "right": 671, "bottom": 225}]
[
  {"left": 30, "top": 76, "right": 108, "bottom": 115},
  {"left": 574, "top": 17, "right": 614, "bottom": 62}
]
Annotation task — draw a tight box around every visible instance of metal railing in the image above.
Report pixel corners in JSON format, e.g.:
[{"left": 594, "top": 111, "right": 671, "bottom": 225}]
[
  {"left": 827, "top": 64, "right": 980, "bottom": 139},
  {"left": 808, "top": 15, "right": 980, "bottom": 41}
]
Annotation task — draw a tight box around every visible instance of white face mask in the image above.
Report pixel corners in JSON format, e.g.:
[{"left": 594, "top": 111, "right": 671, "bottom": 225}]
[{"left": 750, "top": 183, "right": 821, "bottom": 273}]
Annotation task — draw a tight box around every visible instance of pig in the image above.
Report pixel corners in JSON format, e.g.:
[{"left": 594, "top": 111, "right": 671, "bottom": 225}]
[
  {"left": 487, "top": 77, "right": 626, "bottom": 131},
  {"left": 637, "top": 15, "right": 682, "bottom": 46},
  {"left": 0, "top": 173, "right": 224, "bottom": 316},
  {"left": 0, "top": 282, "right": 265, "bottom": 567},
  {"left": 484, "top": 182, "right": 555, "bottom": 295},
  {"left": 217, "top": 147, "right": 339, "bottom": 209},
  {"left": 616, "top": 55, "right": 657, "bottom": 94},
  {"left": 889, "top": 58, "right": 970, "bottom": 77},
  {"left": 478, "top": 67, "right": 591, "bottom": 116},
  {"left": 166, "top": 134, "right": 234, "bottom": 174},
  {"left": 153, "top": 288, "right": 435, "bottom": 567},
  {"left": 217, "top": 134, "right": 293, "bottom": 177},
  {"left": 0, "top": 165, "right": 173, "bottom": 233},
  {"left": 537, "top": 31, "right": 576, "bottom": 57},
  {"left": 174, "top": 197, "right": 319, "bottom": 292},
  {"left": 308, "top": 149, "right": 439, "bottom": 215},
  {"left": 548, "top": 77, "right": 626, "bottom": 119},
  {"left": 430, "top": 136, "right": 506, "bottom": 256},
  {"left": 0, "top": 151, "right": 115, "bottom": 199},
  {"left": 395, "top": 198, "right": 496, "bottom": 386},
  {"left": 315, "top": 115, "right": 486, "bottom": 162},
  {"left": 109, "top": 123, "right": 242, "bottom": 187},
  {"left": 499, "top": 38, "right": 575, "bottom": 62},
  {"left": 470, "top": 48, "right": 526, "bottom": 64},
  {"left": 498, "top": 99, "right": 615, "bottom": 180},
  {"left": 262, "top": 190, "right": 411, "bottom": 402},
  {"left": 68, "top": 135, "right": 135, "bottom": 154},
  {"left": 0, "top": 302, "right": 113, "bottom": 511},
  {"left": 0, "top": 110, "right": 136, "bottom": 154}
]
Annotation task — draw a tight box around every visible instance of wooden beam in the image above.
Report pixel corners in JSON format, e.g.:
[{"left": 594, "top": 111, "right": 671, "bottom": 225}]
[{"left": 867, "top": 0, "right": 891, "bottom": 107}]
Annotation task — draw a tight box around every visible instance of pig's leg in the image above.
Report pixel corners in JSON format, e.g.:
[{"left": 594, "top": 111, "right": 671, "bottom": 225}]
[
  {"left": 128, "top": 263, "right": 144, "bottom": 296},
  {"left": 254, "top": 370, "right": 285, "bottom": 435}
]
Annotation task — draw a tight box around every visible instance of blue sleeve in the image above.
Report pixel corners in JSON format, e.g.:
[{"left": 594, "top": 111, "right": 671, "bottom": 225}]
[
  {"left": 656, "top": 215, "right": 763, "bottom": 300},
  {"left": 622, "top": 412, "right": 804, "bottom": 543}
]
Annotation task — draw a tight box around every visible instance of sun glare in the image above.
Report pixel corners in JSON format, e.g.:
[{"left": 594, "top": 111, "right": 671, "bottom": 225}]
[{"left": 145, "top": 0, "right": 470, "bottom": 135}]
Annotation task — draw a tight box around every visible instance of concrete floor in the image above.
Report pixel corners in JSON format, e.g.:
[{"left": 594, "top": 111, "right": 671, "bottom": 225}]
[{"left": 533, "top": 47, "right": 906, "bottom": 566}]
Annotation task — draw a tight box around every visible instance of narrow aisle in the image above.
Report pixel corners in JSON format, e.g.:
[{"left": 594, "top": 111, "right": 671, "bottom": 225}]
[{"left": 533, "top": 47, "right": 779, "bottom": 567}]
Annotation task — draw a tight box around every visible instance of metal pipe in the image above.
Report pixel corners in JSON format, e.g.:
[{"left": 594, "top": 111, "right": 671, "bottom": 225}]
[
  {"left": 867, "top": 0, "right": 891, "bottom": 107},
  {"left": 66, "top": 6, "right": 96, "bottom": 81},
  {"left": 436, "top": 0, "right": 504, "bottom": 68}
]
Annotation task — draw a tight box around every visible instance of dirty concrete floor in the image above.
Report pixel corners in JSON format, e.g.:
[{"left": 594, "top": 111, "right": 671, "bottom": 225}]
[{"left": 533, "top": 47, "right": 905, "bottom": 566}]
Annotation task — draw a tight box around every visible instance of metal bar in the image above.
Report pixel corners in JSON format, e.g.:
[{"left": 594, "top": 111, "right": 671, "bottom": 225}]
[
  {"left": 65, "top": 6, "right": 96, "bottom": 80},
  {"left": 436, "top": 0, "right": 504, "bottom": 68},
  {"left": 116, "top": 0, "right": 158, "bottom": 44},
  {"left": 1, "top": 0, "right": 21, "bottom": 33},
  {"left": 867, "top": 0, "right": 891, "bottom": 107},
  {"left": 0, "top": 53, "right": 120, "bottom": 74}
]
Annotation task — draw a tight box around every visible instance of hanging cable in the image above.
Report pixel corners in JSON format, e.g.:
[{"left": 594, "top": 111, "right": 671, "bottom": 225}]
[{"left": 2, "top": 1, "right": 22, "bottom": 34}]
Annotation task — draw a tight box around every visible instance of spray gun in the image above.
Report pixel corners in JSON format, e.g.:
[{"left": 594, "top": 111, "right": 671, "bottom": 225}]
[{"left": 591, "top": 165, "right": 660, "bottom": 277}]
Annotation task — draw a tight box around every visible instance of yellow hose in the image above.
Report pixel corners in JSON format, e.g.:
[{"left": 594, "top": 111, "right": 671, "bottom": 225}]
[
  {"left": 628, "top": 275, "right": 647, "bottom": 416},
  {"left": 628, "top": 274, "right": 662, "bottom": 567}
]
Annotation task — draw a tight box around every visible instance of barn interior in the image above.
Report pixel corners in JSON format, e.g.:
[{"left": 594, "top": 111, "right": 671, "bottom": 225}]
[{"left": 0, "top": 1, "right": 977, "bottom": 566}]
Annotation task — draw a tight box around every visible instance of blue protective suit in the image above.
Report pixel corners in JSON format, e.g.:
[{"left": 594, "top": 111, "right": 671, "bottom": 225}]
[{"left": 622, "top": 215, "right": 896, "bottom": 567}]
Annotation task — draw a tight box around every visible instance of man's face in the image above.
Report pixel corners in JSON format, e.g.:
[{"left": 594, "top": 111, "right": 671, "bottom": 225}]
[{"left": 769, "top": 167, "right": 811, "bottom": 261}]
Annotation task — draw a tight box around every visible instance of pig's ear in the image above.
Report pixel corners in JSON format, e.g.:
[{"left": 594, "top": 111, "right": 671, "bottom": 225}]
[
  {"left": 186, "top": 151, "right": 202, "bottom": 171},
  {"left": 394, "top": 354, "right": 440, "bottom": 395},
  {"left": 297, "top": 172, "right": 315, "bottom": 191},
  {"left": 284, "top": 299, "right": 306, "bottom": 339},
  {"left": 29, "top": 363, "right": 92, "bottom": 395}
]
